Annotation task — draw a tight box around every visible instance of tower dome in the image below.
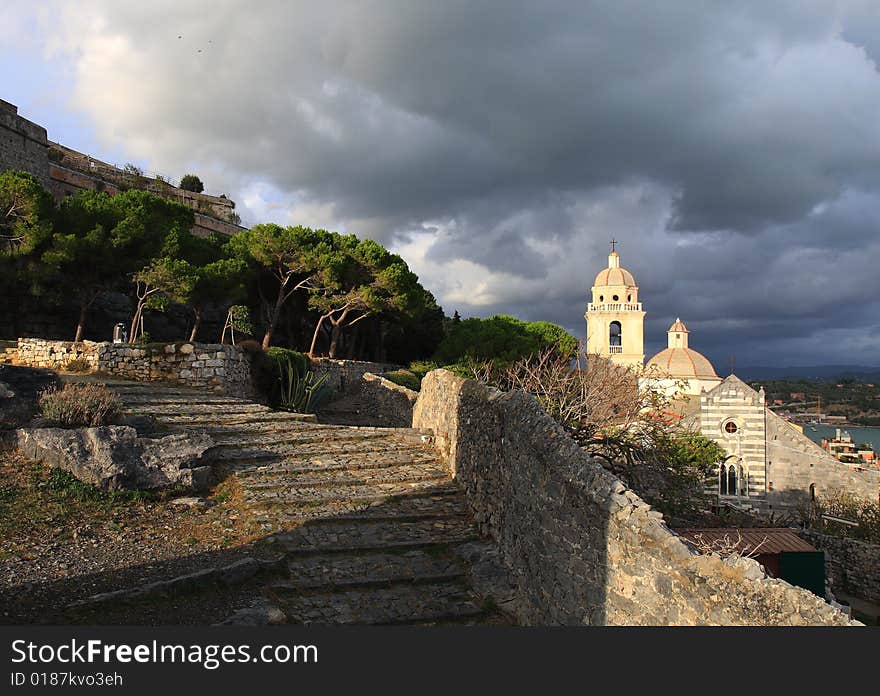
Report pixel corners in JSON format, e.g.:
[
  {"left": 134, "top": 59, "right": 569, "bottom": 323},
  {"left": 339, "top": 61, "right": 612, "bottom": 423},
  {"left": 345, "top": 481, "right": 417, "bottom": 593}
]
[{"left": 593, "top": 251, "right": 636, "bottom": 288}]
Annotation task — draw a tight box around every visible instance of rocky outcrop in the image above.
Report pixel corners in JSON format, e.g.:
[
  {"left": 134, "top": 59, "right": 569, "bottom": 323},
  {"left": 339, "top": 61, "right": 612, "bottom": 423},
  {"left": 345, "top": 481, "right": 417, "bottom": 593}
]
[{"left": 16, "top": 425, "right": 216, "bottom": 491}]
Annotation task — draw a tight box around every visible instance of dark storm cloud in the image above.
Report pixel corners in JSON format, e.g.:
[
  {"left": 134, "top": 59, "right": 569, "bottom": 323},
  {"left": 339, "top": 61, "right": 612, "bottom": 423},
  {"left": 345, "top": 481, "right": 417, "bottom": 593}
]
[{"left": 33, "top": 0, "right": 880, "bottom": 364}]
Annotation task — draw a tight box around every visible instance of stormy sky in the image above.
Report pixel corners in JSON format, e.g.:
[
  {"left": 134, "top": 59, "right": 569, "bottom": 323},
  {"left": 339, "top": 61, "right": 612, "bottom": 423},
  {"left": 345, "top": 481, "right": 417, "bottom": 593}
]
[{"left": 2, "top": 1, "right": 880, "bottom": 367}]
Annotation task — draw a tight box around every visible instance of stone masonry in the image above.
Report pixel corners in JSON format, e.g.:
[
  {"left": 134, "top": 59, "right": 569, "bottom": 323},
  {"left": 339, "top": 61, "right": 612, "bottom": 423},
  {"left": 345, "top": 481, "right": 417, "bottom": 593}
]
[
  {"left": 15, "top": 339, "right": 251, "bottom": 396},
  {"left": 412, "top": 369, "right": 855, "bottom": 625},
  {"left": 800, "top": 531, "right": 880, "bottom": 606},
  {"left": 0, "top": 99, "right": 49, "bottom": 187},
  {"left": 63, "top": 377, "right": 515, "bottom": 625},
  {"left": 311, "top": 358, "right": 400, "bottom": 394}
]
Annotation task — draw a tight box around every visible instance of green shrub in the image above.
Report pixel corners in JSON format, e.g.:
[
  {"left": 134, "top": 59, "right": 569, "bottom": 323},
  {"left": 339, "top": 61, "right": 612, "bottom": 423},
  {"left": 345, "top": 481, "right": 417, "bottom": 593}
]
[
  {"left": 266, "top": 347, "right": 309, "bottom": 377},
  {"left": 408, "top": 361, "right": 439, "bottom": 379},
  {"left": 63, "top": 358, "right": 92, "bottom": 373},
  {"left": 249, "top": 347, "right": 316, "bottom": 408},
  {"left": 179, "top": 174, "right": 204, "bottom": 193},
  {"left": 38, "top": 384, "right": 120, "bottom": 427},
  {"left": 384, "top": 369, "right": 421, "bottom": 391},
  {"left": 278, "top": 361, "right": 332, "bottom": 413}
]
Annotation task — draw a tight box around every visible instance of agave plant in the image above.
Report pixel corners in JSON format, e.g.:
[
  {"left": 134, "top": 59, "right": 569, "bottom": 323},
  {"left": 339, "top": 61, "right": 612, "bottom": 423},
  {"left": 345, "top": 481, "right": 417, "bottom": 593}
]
[{"left": 277, "top": 358, "right": 332, "bottom": 413}]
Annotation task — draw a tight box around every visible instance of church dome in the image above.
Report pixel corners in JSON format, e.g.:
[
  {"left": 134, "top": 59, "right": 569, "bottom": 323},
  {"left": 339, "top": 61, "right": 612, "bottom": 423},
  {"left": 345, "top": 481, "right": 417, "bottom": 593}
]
[
  {"left": 647, "top": 318, "right": 719, "bottom": 380},
  {"left": 593, "top": 251, "right": 636, "bottom": 287},
  {"left": 647, "top": 347, "right": 719, "bottom": 380}
]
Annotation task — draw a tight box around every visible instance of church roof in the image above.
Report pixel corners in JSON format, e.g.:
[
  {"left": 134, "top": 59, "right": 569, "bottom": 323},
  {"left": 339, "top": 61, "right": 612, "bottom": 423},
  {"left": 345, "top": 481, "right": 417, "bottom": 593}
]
[
  {"left": 592, "top": 252, "right": 636, "bottom": 287},
  {"left": 647, "top": 346, "right": 719, "bottom": 380}
]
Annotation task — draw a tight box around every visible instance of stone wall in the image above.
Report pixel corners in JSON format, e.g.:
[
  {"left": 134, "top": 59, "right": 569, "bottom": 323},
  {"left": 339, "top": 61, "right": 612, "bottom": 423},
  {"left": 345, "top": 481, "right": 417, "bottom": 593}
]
[
  {"left": 358, "top": 373, "right": 418, "bottom": 427},
  {"left": 16, "top": 338, "right": 102, "bottom": 370},
  {"left": 412, "top": 369, "right": 854, "bottom": 626},
  {"left": 47, "top": 160, "right": 244, "bottom": 238},
  {"left": 311, "top": 358, "right": 400, "bottom": 394},
  {"left": 0, "top": 99, "right": 49, "bottom": 187},
  {"left": 16, "top": 339, "right": 251, "bottom": 395},
  {"left": 800, "top": 531, "right": 880, "bottom": 605}
]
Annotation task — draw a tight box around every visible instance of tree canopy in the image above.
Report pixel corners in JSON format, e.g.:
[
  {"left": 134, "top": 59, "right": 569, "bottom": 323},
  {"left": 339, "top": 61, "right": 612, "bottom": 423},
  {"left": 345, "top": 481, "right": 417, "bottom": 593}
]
[
  {"left": 433, "top": 314, "right": 578, "bottom": 367},
  {"left": 179, "top": 174, "right": 204, "bottom": 193}
]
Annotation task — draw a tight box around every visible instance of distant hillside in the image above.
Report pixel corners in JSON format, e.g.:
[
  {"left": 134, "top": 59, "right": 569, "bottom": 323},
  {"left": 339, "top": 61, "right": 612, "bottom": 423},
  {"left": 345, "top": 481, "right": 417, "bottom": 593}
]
[{"left": 737, "top": 365, "right": 880, "bottom": 382}]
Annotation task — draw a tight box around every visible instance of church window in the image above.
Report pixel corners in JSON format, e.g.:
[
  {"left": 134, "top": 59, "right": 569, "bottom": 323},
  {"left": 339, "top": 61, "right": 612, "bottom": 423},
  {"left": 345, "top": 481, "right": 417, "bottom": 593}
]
[
  {"left": 724, "top": 420, "right": 738, "bottom": 435},
  {"left": 612, "top": 294, "right": 619, "bottom": 301},
  {"left": 609, "top": 321, "right": 622, "bottom": 347},
  {"left": 727, "top": 466, "right": 737, "bottom": 496},
  {"left": 599, "top": 295, "right": 604, "bottom": 302},
  {"left": 627, "top": 294, "right": 631, "bottom": 302},
  {"left": 810, "top": 483, "right": 816, "bottom": 501},
  {"left": 719, "top": 465, "right": 727, "bottom": 495}
]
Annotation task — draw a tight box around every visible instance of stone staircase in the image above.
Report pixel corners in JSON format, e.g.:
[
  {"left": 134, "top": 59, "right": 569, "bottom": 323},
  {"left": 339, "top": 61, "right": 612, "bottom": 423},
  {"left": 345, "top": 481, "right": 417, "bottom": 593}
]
[{"left": 97, "top": 379, "right": 515, "bottom": 625}]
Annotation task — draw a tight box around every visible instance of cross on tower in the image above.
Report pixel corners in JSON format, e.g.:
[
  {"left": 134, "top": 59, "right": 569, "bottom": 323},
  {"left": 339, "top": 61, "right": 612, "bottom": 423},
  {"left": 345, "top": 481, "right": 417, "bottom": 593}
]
[{"left": 610, "top": 239, "right": 617, "bottom": 253}]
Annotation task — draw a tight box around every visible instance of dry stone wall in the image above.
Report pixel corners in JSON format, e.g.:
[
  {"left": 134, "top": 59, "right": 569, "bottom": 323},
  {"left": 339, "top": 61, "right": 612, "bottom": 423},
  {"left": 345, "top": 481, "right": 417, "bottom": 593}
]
[
  {"left": 412, "top": 369, "right": 855, "bottom": 626},
  {"left": 358, "top": 373, "right": 418, "bottom": 427},
  {"left": 311, "top": 358, "right": 400, "bottom": 394},
  {"left": 800, "top": 531, "right": 880, "bottom": 605},
  {"left": 16, "top": 339, "right": 251, "bottom": 396}
]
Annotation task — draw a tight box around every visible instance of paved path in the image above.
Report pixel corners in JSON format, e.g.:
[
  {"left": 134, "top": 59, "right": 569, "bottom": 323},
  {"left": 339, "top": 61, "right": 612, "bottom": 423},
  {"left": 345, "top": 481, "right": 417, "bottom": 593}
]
[{"left": 98, "top": 380, "right": 516, "bottom": 625}]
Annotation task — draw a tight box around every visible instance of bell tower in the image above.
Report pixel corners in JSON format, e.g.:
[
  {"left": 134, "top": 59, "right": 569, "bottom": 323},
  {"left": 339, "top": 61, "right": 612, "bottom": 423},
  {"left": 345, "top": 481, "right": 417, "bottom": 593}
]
[{"left": 584, "top": 241, "right": 645, "bottom": 368}]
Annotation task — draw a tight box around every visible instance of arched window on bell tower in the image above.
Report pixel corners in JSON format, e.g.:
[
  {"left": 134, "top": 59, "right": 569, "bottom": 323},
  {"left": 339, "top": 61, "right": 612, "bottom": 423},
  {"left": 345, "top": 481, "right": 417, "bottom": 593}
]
[{"left": 609, "top": 321, "right": 622, "bottom": 347}]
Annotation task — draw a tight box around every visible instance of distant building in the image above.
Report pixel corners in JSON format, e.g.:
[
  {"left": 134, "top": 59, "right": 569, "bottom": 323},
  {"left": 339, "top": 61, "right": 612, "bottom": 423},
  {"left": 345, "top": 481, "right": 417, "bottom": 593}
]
[
  {"left": 821, "top": 429, "right": 876, "bottom": 467},
  {"left": 584, "top": 246, "right": 880, "bottom": 511}
]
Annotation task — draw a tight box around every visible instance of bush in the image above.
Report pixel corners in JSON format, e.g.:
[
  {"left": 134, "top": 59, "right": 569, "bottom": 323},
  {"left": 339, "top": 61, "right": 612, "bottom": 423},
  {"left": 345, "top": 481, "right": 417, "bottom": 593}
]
[
  {"left": 179, "top": 174, "right": 204, "bottom": 193},
  {"left": 249, "top": 347, "right": 314, "bottom": 408},
  {"left": 800, "top": 491, "right": 880, "bottom": 544},
  {"left": 38, "top": 384, "right": 120, "bottom": 427},
  {"left": 384, "top": 369, "right": 421, "bottom": 391},
  {"left": 235, "top": 339, "right": 263, "bottom": 355},
  {"left": 63, "top": 358, "right": 91, "bottom": 373},
  {"left": 408, "top": 361, "right": 439, "bottom": 380},
  {"left": 277, "top": 362, "right": 332, "bottom": 413}
]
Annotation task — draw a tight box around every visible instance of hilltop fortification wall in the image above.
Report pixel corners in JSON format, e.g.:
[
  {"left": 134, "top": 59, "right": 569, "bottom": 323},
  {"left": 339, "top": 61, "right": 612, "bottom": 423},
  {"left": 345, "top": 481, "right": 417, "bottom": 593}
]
[
  {"left": 0, "top": 99, "right": 49, "bottom": 186},
  {"left": 412, "top": 369, "right": 854, "bottom": 626}
]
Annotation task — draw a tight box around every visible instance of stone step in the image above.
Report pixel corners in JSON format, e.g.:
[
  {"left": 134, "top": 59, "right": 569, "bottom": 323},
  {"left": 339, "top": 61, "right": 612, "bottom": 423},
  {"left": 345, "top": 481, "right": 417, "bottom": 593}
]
[
  {"left": 231, "top": 450, "right": 441, "bottom": 476},
  {"left": 153, "top": 412, "right": 328, "bottom": 428},
  {"left": 273, "top": 581, "right": 483, "bottom": 625},
  {"left": 210, "top": 433, "right": 431, "bottom": 458},
  {"left": 245, "top": 480, "right": 459, "bottom": 508},
  {"left": 115, "top": 395, "right": 256, "bottom": 406},
  {"left": 238, "top": 462, "right": 448, "bottom": 490},
  {"left": 275, "top": 517, "right": 476, "bottom": 554},
  {"left": 105, "top": 386, "right": 218, "bottom": 398},
  {"left": 249, "top": 488, "right": 465, "bottom": 524},
  {"left": 125, "top": 403, "right": 272, "bottom": 417},
  {"left": 279, "top": 550, "right": 468, "bottom": 591}
]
